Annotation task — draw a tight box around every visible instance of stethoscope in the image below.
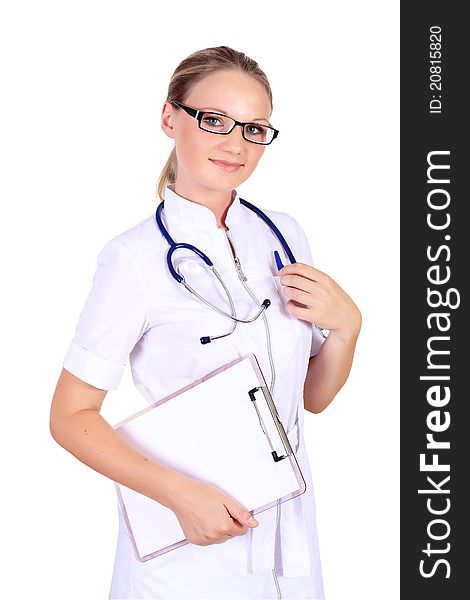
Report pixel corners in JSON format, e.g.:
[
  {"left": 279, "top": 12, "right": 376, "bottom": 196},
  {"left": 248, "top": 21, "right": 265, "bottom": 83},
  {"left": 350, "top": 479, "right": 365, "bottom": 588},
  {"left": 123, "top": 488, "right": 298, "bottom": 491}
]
[{"left": 155, "top": 197, "right": 299, "bottom": 345}]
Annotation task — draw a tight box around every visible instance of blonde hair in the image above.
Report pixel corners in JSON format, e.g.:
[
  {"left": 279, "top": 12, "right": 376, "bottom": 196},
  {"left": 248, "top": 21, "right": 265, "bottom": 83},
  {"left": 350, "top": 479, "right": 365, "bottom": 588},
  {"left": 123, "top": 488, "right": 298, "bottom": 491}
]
[{"left": 156, "top": 46, "right": 273, "bottom": 201}]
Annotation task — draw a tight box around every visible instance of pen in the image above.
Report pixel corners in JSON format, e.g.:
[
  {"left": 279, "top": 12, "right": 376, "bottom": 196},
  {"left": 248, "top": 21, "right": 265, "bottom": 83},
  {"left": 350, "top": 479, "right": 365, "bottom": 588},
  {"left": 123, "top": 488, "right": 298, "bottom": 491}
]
[{"left": 274, "top": 250, "right": 284, "bottom": 271}]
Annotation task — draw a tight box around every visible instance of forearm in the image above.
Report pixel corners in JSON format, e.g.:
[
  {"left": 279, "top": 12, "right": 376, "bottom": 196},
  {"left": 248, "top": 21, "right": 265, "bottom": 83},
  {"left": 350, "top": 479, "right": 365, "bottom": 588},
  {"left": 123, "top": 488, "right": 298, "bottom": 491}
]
[
  {"left": 304, "top": 328, "right": 360, "bottom": 413},
  {"left": 50, "top": 409, "right": 189, "bottom": 511}
]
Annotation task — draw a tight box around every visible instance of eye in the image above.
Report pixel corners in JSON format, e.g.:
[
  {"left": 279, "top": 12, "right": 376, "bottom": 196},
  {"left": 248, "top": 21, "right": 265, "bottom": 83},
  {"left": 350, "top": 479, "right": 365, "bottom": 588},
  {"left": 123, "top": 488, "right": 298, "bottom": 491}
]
[
  {"left": 203, "top": 116, "right": 222, "bottom": 126},
  {"left": 201, "top": 113, "right": 229, "bottom": 130},
  {"left": 246, "top": 124, "right": 265, "bottom": 136}
]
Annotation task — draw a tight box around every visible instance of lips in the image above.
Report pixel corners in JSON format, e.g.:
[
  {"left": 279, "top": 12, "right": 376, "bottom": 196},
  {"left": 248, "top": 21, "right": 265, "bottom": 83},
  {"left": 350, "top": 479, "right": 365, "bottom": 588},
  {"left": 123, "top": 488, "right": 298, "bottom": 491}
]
[
  {"left": 209, "top": 158, "right": 244, "bottom": 172},
  {"left": 211, "top": 159, "right": 243, "bottom": 166}
]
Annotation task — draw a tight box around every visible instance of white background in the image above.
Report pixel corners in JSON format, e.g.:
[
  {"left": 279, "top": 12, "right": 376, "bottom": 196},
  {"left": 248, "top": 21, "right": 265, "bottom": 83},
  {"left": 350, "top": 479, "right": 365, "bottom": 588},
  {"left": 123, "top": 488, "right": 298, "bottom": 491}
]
[{"left": 0, "top": 1, "right": 399, "bottom": 598}]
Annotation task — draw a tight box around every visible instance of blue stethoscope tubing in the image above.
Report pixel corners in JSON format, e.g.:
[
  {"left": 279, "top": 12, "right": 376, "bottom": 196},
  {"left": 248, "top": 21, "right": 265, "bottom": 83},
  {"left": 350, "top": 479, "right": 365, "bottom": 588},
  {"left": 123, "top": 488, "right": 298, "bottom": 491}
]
[
  {"left": 155, "top": 198, "right": 297, "bottom": 283},
  {"left": 155, "top": 197, "right": 315, "bottom": 344}
]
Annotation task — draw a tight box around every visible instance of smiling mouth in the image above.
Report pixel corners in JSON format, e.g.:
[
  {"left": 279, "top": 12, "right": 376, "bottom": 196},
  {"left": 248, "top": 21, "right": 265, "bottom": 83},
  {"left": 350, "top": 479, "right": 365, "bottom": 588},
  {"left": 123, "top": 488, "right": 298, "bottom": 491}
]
[
  {"left": 209, "top": 159, "right": 244, "bottom": 172},
  {"left": 209, "top": 159, "right": 244, "bottom": 167}
]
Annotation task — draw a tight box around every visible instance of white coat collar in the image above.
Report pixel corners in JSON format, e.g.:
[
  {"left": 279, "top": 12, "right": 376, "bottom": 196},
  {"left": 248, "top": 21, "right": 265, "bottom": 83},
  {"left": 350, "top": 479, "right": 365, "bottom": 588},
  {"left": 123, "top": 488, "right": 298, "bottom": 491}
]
[{"left": 163, "top": 184, "right": 244, "bottom": 232}]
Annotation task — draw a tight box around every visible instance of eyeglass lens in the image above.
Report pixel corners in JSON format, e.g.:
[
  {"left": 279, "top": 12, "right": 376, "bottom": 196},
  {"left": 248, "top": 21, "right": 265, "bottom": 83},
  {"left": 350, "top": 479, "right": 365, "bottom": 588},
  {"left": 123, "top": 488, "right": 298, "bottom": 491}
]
[{"left": 200, "top": 113, "right": 274, "bottom": 144}]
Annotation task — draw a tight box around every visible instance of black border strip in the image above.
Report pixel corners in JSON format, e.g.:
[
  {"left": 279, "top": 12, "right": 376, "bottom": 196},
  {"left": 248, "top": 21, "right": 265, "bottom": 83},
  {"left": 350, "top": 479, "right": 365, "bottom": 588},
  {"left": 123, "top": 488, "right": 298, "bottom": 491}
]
[{"left": 401, "top": 4, "right": 467, "bottom": 597}]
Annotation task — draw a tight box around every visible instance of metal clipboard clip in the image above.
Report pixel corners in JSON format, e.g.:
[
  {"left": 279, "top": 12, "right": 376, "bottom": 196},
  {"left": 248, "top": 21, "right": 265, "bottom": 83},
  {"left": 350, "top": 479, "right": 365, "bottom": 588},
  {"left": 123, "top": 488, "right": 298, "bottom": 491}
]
[{"left": 248, "top": 385, "right": 293, "bottom": 463}]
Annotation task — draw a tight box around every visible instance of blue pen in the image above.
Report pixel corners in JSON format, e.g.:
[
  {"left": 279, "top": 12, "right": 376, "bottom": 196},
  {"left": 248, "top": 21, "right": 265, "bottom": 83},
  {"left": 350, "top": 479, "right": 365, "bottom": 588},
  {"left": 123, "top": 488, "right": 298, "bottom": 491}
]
[{"left": 274, "top": 250, "right": 284, "bottom": 271}]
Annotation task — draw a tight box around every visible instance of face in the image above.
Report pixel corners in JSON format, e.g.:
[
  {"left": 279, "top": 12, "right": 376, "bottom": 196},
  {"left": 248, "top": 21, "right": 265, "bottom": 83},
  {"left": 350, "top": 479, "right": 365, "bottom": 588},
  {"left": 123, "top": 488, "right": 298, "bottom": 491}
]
[{"left": 161, "top": 69, "right": 272, "bottom": 198}]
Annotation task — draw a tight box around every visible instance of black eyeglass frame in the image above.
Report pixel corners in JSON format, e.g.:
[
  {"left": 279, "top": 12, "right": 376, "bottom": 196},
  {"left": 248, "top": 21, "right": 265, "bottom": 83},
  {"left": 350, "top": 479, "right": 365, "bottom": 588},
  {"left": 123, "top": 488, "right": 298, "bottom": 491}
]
[{"left": 170, "top": 100, "right": 279, "bottom": 145}]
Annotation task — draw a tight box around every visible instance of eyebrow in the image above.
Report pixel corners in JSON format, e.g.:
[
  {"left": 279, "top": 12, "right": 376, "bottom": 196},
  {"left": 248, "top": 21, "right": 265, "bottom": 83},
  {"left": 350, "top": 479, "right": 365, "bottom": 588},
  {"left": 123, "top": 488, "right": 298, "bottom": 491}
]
[{"left": 200, "top": 107, "right": 271, "bottom": 126}]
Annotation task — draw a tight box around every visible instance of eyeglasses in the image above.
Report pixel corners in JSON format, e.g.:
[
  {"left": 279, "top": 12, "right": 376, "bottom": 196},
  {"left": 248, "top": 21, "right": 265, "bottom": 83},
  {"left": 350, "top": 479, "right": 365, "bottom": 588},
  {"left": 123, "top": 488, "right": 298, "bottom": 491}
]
[{"left": 170, "top": 100, "right": 279, "bottom": 145}]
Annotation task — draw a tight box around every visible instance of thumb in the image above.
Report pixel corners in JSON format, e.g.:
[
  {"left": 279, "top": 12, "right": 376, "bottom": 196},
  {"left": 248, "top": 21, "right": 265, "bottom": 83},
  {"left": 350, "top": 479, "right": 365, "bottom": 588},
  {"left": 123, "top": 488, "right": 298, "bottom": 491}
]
[{"left": 227, "top": 502, "right": 259, "bottom": 527}]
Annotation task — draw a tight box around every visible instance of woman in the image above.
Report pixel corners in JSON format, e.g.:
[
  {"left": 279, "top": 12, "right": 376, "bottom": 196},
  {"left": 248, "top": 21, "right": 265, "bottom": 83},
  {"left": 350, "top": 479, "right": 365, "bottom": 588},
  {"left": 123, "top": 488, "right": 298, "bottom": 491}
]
[{"left": 50, "top": 46, "right": 361, "bottom": 599}]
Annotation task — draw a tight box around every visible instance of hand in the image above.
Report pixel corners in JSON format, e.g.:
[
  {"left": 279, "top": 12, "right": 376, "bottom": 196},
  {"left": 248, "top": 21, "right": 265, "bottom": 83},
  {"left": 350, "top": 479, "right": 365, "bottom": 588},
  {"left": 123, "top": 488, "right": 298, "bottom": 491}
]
[
  {"left": 171, "top": 477, "right": 259, "bottom": 546},
  {"left": 278, "top": 263, "right": 361, "bottom": 339}
]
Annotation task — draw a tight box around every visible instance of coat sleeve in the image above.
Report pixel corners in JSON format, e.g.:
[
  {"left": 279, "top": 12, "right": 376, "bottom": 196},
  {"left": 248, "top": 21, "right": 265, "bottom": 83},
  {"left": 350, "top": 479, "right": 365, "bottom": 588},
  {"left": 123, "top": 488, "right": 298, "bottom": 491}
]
[
  {"left": 288, "top": 216, "right": 327, "bottom": 358},
  {"left": 62, "top": 237, "right": 150, "bottom": 390}
]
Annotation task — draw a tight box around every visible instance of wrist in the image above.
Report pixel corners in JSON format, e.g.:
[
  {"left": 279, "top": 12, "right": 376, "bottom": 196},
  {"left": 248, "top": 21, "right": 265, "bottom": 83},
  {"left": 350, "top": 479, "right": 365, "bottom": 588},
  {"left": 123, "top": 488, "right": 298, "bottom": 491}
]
[{"left": 328, "top": 317, "right": 361, "bottom": 344}]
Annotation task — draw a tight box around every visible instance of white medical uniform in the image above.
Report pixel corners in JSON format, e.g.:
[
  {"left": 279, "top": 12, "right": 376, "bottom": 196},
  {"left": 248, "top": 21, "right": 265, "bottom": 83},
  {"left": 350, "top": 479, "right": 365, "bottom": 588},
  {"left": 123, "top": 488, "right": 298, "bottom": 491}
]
[{"left": 63, "top": 184, "right": 326, "bottom": 600}]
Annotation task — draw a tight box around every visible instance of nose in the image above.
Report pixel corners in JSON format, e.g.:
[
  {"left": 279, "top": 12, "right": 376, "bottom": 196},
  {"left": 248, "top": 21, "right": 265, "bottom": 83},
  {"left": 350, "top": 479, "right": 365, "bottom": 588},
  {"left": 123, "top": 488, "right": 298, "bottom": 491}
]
[{"left": 219, "top": 124, "right": 246, "bottom": 153}]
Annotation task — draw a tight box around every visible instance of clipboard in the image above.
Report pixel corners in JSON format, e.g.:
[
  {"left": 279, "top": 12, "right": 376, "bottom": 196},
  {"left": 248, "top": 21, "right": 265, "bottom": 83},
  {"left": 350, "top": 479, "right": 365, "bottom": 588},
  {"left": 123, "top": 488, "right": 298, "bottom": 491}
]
[{"left": 113, "top": 353, "right": 306, "bottom": 562}]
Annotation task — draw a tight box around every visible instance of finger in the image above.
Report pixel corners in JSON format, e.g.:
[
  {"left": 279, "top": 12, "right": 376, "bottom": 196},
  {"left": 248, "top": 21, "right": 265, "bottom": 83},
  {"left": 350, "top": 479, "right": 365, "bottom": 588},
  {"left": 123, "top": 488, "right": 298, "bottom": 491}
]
[
  {"left": 229, "top": 520, "right": 248, "bottom": 536},
  {"left": 283, "top": 285, "right": 317, "bottom": 307},
  {"left": 224, "top": 502, "right": 259, "bottom": 528},
  {"left": 285, "top": 300, "right": 318, "bottom": 321},
  {"left": 279, "top": 262, "right": 328, "bottom": 282},
  {"left": 280, "top": 273, "right": 317, "bottom": 291}
]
